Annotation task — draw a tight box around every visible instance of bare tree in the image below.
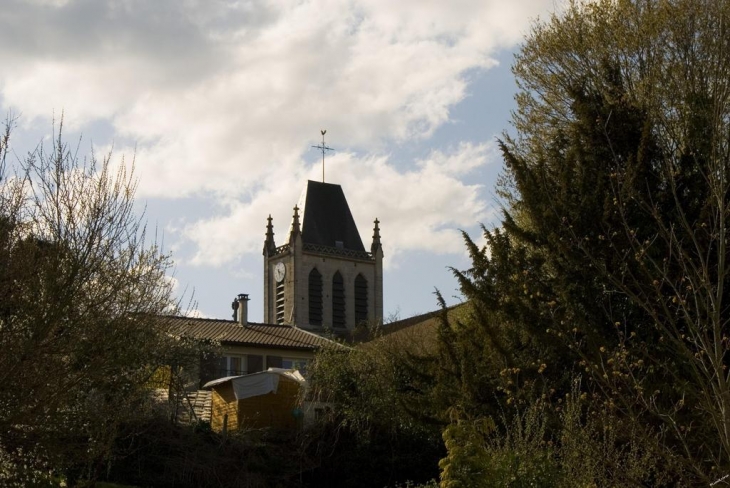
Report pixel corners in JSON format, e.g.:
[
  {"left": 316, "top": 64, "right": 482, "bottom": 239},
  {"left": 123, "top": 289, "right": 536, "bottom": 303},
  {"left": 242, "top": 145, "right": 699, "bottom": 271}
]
[{"left": 0, "top": 118, "right": 187, "bottom": 484}]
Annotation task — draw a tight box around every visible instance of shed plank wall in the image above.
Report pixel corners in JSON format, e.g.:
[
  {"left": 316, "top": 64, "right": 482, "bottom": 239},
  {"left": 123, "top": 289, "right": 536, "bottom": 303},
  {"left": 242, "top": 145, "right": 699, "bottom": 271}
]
[
  {"left": 211, "top": 377, "right": 301, "bottom": 432},
  {"left": 237, "top": 378, "right": 300, "bottom": 429},
  {"left": 211, "top": 382, "right": 238, "bottom": 432}
]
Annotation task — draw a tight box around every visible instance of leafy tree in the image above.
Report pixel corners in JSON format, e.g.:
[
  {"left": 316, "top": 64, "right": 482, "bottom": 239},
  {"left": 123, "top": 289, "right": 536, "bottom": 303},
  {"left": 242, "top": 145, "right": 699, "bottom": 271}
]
[
  {"left": 439, "top": 0, "right": 730, "bottom": 484},
  {"left": 307, "top": 327, "right": 444, "bottom": 487},
  {"left": 0, "top": 118, "right": 188, "bottom": 485}
]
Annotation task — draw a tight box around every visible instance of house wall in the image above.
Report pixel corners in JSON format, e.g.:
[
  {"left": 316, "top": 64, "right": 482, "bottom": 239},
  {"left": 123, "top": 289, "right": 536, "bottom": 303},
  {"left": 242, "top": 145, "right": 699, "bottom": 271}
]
[
  {"left": 220, "top": 345, "right": 316, "bottom": 362},
  {"left": 201, "top": 346, "right": 315, "bottom": 386}
]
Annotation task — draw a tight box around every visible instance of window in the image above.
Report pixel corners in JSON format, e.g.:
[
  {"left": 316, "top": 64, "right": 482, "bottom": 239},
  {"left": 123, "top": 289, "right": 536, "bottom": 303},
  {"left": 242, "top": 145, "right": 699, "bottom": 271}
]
[
  {"left": 309, "top": 268, "right": 323, "bottom": 326},
  {"left": 248, "top": 354, "right": 263, "bottom": 374},
  {"left": 266, "top": 356, "right": 309, "bottom": 375},
  {"left": 332, "top": 271, "right": 345, "bottom": 328},
  {"left": 282, "top": 358, "right": 309, "bottom": 376},
  {"left": 355, "top": 273, "right": 368, "bottom": 325},
  {"left": 218, "top": 355, "right": 245, "bottom": 377},
  {"left": 267, "top": 355, "right": 282, "bottom": 369},
  {"left": 275, "top": 281, "right": 285, "bottom": 324},
  {"left": 217, "top": 354, "right": 264, "bottom": 377}
]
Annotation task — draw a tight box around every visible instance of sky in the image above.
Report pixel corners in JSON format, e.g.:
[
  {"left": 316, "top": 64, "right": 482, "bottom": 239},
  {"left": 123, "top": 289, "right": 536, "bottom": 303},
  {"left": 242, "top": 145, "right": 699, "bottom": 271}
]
[{"left": 0, "top": 0, "right": 558, "bottom": 322}]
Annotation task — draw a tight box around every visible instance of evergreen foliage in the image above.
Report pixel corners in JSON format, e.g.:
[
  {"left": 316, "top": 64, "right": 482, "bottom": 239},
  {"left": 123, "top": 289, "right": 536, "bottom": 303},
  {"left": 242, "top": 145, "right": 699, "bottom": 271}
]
[
  {"left": 436, "top": 0, "right": 730, "bottom": 485},
  {"left": 307, "top": 333, "right": 444, "bottom": 488}
]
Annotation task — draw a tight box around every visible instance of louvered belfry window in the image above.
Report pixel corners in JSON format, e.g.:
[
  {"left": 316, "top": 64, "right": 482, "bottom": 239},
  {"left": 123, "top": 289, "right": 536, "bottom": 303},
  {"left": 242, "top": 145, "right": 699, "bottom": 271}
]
[
  {"left": 275, "top": 281, "right": 285, "bottom": 324},
  {"left": 355, "top": 274, "right": 368, "bottom": 325},
  {"left": 309, "top": 268, "right": 323, "bottom": 326},
  {"left": 332, "top": 271, "right": 346, "bottom": 328}
]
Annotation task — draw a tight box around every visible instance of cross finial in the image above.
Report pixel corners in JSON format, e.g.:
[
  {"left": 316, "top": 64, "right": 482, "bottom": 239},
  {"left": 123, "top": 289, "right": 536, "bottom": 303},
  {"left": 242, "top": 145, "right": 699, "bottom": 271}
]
[{"left": 312, "top": 129, "right": 334, "bottom": 182}]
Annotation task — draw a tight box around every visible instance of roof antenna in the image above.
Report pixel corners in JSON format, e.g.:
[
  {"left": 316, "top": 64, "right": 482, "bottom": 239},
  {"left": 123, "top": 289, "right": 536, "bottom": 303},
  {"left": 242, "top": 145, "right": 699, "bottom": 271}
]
[{"left": 312, "top": 129, "right": 334, "bottom": 182}]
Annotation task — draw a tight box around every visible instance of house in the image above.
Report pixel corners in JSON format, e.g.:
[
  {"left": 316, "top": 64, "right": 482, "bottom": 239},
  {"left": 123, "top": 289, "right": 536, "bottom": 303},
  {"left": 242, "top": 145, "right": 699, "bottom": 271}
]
[
  {"left": 356, "top": 303, "right": 470, "bottom": 354},
  {"left": 163, "top": 295, "right": 335, "bottom": 388}
]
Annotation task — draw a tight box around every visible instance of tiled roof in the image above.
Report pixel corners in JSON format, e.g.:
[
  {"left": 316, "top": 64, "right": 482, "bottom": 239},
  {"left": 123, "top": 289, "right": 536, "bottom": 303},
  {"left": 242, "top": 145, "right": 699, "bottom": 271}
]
[
  {"left": 354, "top": 304, "right": 470, "bottom": 351},
  {"left": 162, "top": 315, "right": 335, "bottom": 351}
]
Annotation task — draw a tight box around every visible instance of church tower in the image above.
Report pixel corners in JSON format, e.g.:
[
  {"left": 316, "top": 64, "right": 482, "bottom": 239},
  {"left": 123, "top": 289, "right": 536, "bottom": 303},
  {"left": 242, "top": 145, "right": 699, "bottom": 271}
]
[{"left": 263, "top": 180, "right": 383, "bottom": 331}]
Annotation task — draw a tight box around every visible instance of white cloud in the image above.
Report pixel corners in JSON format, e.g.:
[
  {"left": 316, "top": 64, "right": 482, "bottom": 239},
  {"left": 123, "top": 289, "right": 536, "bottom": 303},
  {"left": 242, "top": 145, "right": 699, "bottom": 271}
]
[
  {"left": 0, "top": 0, "right": 554, "bottom": 274},
  {"left": 179, "top": 141, "right": 496, "bottom": 268},
  {"left": 0, "top": 0, "right": 553, "bottom": 195}
]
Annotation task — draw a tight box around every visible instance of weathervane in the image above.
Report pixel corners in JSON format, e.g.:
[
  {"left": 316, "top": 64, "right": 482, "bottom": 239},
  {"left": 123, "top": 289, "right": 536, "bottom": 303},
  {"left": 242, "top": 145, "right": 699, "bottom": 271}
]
[{"left": 312, "top": 130, "right": 334, "bottom": 182}]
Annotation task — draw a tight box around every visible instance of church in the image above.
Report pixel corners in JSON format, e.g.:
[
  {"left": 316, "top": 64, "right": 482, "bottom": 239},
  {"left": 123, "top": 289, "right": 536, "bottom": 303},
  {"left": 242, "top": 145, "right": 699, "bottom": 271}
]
[
  {"left": 262, "top": 179, "right": 383, "bottom": 331},
  {"left": 167, "top": 178, "right": 384, "bottom": 385}
]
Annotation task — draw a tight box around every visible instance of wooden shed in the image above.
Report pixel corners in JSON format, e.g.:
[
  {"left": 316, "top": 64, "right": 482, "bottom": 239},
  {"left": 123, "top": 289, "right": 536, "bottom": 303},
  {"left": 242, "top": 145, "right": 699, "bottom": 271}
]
[{"left": 204, "top": 368, "right": 305, "bottom": 432}]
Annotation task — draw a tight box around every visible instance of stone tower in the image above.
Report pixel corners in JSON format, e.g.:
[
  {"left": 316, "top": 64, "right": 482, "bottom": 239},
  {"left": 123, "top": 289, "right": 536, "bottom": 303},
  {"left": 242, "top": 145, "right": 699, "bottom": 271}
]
[{"left": 263, "top": 180, "right": 383, "bottom": 331}]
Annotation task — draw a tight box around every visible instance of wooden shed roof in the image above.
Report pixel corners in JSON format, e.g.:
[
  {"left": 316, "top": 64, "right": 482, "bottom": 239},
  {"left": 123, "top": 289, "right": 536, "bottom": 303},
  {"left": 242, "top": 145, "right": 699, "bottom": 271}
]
[{"left": 162, "top": 315, "right": 336, "bottom": 351}]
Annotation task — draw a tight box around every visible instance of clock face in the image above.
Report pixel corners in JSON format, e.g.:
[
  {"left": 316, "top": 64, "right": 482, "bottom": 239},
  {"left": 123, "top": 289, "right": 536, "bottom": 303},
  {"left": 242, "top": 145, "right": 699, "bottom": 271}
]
[{"left": 274, "top": 262, "right": 286, "bottom": 283}]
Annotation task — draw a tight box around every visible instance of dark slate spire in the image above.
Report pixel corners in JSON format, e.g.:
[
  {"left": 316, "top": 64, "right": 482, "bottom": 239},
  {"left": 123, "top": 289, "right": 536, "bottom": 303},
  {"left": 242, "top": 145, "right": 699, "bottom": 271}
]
[
  {"left": 299, "top": 180, "right": 365, "bottom": 252},
  {"left": 264, "top": 214, "right": 276, "bottom": 254},
  {"left": 371, "top": 218, "right": 381, "bottom": 254}
]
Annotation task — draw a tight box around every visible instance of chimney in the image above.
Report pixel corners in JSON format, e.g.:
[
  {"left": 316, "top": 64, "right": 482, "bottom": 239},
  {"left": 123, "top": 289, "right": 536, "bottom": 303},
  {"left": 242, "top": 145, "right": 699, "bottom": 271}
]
[{"left": 236, "top": 293, "right": 249, "bottom": 326}]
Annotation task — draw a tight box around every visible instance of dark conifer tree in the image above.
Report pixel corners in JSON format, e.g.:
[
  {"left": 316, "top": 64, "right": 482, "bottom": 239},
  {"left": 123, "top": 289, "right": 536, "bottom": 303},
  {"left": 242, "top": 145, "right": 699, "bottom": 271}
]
[{"left": 437, "top": 0, "right": 730, "bottom": 483}]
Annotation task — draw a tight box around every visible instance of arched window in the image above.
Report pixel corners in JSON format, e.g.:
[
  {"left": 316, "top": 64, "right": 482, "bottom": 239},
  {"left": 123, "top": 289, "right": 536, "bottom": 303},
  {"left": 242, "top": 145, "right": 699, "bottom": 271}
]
[
  {"left": 309, "top": 268, "right": 323, "bottom": 326},
  {"left": 332, "top": 271, "right": 346, "bottom": 328},
  {"left": 355, "top": 274, "right": 368, "bottom": 325}
]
